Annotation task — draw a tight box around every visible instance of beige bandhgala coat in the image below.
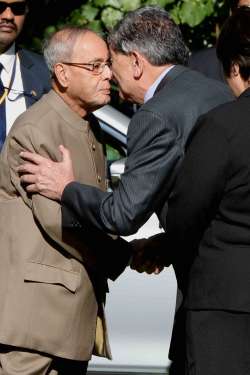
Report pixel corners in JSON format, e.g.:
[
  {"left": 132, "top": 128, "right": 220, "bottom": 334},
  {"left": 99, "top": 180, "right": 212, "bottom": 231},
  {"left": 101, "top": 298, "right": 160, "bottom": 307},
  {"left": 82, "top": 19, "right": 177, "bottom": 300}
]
[{"left": 0, "top": 90, "right": 130, "bottom": 361}]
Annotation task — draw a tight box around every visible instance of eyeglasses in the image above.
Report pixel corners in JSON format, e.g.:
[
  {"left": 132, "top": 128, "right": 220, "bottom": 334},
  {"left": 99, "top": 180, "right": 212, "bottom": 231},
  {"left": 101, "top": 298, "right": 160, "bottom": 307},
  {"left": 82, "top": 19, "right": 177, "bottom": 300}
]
[
  {"left": 62, "top": 60, "right": 112, "bottom": 75},
  {"left": 0, "top": 1, "right": 27, "bottom": 16}
]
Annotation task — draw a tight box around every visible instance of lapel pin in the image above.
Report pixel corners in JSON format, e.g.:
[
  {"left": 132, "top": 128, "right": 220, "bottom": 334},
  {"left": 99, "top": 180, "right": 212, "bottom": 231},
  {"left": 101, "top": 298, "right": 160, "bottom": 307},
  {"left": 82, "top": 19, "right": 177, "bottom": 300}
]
[{"left": 30, "top": 90, "right": 37, "bottom": 97}]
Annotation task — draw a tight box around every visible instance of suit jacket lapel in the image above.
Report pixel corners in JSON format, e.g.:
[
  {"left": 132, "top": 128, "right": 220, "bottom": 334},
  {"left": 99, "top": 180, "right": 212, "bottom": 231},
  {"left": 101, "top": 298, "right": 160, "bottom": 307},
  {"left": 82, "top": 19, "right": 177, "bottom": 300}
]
[{"left": 18, "top": 49, "right": 44, "bottom": 107}]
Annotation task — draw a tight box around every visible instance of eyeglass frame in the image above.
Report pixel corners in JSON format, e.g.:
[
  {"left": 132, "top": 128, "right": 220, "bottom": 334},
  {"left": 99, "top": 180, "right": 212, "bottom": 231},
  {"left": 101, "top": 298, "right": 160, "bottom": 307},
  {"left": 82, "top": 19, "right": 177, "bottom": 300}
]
[
  {"left": 61, "top": 60, "right": 112, "bottom": 75},
  {"left": 0, "top": 1, "right": 28, "bottom": 16}
]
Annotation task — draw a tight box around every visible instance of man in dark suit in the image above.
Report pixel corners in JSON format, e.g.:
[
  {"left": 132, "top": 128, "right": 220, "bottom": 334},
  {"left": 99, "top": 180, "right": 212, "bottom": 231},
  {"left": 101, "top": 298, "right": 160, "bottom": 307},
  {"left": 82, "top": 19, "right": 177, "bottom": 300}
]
[
  {"left": 0, "top": 0, "right": 50, "bottom": 149},
  {"left": 136, "top": 7, "right": 250, "bottom": 374},
  {"left": 189, "top": 46, "right": 225, "bottom": 82}
]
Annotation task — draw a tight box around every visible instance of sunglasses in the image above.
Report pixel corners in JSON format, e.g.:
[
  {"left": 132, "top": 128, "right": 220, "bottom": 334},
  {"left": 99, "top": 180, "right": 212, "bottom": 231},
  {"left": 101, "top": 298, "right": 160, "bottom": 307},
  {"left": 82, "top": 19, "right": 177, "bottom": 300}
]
[{"left": 0, "top": 1, "right": 27, "bottom": 16}]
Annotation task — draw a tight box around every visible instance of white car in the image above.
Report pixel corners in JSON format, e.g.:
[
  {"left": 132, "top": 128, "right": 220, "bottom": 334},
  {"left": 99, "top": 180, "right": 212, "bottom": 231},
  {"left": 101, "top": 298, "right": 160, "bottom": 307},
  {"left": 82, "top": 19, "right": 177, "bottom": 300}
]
[{"left": 88, "top": 105, "right": 177, "bottom": 374}]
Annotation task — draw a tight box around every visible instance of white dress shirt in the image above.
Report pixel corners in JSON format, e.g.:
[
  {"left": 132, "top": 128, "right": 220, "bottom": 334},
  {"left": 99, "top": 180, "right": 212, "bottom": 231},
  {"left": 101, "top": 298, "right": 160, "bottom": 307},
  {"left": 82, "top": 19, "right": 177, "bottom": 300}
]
[{"left": 0, "top": 43, "right": 26, "bottom": 134}]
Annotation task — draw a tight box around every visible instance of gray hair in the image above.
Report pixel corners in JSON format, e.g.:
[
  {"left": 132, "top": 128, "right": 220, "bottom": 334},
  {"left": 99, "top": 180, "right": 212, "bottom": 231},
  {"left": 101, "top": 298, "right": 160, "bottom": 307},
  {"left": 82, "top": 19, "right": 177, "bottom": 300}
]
[
  {"left": 43, "top": 26, "right": 91, "bottom": 74},
  {"left": 108, "top": 6, "right": 189, "bottom": 66}
]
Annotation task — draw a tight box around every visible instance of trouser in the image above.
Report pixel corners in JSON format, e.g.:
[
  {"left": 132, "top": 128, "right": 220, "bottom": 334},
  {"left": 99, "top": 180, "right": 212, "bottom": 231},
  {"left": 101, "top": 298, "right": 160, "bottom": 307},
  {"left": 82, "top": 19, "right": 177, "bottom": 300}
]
[
  {"left": 185, "top": 309, "right": 250, "bottom": 375},
  {"left": 168, "top": 302, "right": 186, "bottom": 375},
  {"left": 0, "top": 345, "right": 88, "bottom": 375}
]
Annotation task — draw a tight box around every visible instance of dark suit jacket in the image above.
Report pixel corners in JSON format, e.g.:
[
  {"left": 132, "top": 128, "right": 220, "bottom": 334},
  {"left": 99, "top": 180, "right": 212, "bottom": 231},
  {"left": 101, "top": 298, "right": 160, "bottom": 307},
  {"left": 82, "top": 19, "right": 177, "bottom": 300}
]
[
  {"left": 61, "top": 65, "right": 234, "bottom": 235},
  {"left": 162, "top": 87, "right": 250, "bottom": 312},
  {"left": 149, "top": 88, "right": 250, "bottom": 311},
  {"left": 134, "top": 88, "right": 250, "bottom": 365},
  {"left": 189, "top": 46, "right": 225, "bottom": 83},
  {"left": 18, "top": 48, "right": 50, "bottom": 106}
]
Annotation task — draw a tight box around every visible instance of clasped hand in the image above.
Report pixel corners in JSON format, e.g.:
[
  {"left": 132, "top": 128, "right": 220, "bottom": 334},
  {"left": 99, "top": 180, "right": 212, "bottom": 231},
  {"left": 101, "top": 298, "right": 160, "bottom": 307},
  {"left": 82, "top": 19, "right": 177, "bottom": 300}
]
[{"left": 129, "top": 238, "right": 166, "bottom": 275}]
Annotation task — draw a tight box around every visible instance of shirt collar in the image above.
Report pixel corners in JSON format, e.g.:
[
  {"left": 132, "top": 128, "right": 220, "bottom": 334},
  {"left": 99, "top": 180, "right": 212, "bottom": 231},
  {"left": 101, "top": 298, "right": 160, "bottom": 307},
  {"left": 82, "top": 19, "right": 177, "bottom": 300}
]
[
  {"left": 144, "top": 65, "right": 175, "bottom": 103},
  {"left": 0, "top": 43, "right": 16, "bottom": 74}
]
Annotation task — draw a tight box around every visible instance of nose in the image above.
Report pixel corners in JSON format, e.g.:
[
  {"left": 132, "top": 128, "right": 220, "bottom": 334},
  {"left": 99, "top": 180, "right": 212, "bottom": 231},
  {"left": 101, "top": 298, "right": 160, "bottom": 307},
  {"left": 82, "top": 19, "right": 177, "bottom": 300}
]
[
  {"left": 0, "top": 6, "right": 15, "bottom": 20},
  {"left": 103, "top": 64, "right": 113, "bottom": 80}
]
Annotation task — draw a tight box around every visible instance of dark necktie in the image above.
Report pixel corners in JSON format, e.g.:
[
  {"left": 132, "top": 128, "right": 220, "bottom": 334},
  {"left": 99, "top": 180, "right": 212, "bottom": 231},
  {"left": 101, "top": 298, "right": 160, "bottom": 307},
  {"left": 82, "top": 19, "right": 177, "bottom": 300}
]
[{"left": 0, "top": 63, "right": 6, "bottom": 151}]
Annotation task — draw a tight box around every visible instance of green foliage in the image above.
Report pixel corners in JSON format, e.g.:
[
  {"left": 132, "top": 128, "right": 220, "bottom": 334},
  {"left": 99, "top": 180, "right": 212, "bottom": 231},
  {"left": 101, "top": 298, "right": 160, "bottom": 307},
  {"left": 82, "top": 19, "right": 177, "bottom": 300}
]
[
  {"left": 120, "top": 0, "right": 142, "bottom": 11},
  {"left": 145, "top": 0, "right": 175, "bottom": 7},
  {"left": 170, "top": 0, "right": 215, "bottom": 27},
  {"left": 38, "top": 0, "right": 229, "bottom": 50},
  {"left": 23, "top": 0, "right": 230, "bottom": 55},
  {"left": 101, "top": 7, "right": 123, "bottom": 29}
]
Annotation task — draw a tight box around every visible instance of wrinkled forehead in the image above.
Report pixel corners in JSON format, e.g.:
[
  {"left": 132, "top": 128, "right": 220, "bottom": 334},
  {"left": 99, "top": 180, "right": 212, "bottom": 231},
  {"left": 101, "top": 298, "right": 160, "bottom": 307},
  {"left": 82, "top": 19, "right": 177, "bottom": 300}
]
[{"left": 72, "top": 31, "right": 109, "bottom": 61}]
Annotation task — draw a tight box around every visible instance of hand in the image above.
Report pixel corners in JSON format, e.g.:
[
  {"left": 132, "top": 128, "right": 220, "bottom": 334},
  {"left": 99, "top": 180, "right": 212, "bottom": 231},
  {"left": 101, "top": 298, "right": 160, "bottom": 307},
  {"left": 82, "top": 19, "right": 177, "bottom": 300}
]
[
  {"left": 130, "top": 238, "right": 165, "bottom": 275},
  {"left": 131, "top": 252, "right": 164, "bottom": 274},
  {"left": 17, "top": 145, "right": 75, "bottom": 201}
]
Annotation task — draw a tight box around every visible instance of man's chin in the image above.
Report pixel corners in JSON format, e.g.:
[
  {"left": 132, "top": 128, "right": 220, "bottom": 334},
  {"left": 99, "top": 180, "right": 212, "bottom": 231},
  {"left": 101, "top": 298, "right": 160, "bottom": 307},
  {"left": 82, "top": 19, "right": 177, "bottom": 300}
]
[
  {"left": 0, "top": 33, "right": 16, "bottom": 50},
  {"left": 91, "top": 97, "right": 111, "bottom": 111},
  {"left": 101, "top": 95, "right": 111, "bottom": 105}
]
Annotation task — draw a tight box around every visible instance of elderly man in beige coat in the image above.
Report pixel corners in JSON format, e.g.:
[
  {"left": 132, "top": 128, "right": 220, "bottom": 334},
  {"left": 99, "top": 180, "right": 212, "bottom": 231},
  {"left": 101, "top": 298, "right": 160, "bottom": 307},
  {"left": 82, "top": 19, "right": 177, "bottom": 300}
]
[{"left": 0, "top": 26, "right": 131, "bottom": 374}]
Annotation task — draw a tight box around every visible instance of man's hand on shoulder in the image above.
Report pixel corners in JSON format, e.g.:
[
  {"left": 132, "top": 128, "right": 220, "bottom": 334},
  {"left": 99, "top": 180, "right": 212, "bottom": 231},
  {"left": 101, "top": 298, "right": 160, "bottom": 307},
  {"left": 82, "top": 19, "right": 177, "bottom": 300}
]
[{"left": 17, "top": 145, "right": 75, "bottom": 201}]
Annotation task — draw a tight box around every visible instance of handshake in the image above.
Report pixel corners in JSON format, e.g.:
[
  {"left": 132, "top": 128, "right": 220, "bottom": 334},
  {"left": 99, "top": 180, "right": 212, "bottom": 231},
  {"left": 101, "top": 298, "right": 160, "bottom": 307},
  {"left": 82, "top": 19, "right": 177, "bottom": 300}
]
[{"left": 129, "top": 233, "right": 171, "bottom": 275}]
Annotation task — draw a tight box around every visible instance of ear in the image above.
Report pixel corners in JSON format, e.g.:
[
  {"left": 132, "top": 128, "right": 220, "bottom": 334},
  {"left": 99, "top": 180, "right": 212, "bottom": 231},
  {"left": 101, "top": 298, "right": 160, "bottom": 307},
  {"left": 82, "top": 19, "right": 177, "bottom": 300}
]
[
  {"left": 54, "top": 63, "right": 69, "bottom": 88},
  {"left": 231, "top": 62, "right": 240, "bottom": 77},
  {"left": 130, "top": 51, "right": 143, "bottom": 79}
]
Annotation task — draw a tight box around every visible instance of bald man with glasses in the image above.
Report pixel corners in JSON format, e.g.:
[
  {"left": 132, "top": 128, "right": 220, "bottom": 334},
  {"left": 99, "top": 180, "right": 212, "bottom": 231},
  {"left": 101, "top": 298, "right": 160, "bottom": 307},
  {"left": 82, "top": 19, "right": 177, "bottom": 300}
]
[
  {"left": 0, "top": 0, "right": 50, "bottom": 150},
  {"left": 0, "top": 26, "right": 131, "bottom": 374}
]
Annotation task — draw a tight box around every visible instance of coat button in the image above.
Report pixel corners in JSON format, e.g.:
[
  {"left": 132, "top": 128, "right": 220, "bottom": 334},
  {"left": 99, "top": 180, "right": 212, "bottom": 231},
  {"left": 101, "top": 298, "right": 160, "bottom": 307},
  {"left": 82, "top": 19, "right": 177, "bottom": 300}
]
[
  {"left": 92, "top": 143, "right": 96, "bottom": 151},
  {"left": 97, "top": 175, "right": 102, "bottom": 183}
]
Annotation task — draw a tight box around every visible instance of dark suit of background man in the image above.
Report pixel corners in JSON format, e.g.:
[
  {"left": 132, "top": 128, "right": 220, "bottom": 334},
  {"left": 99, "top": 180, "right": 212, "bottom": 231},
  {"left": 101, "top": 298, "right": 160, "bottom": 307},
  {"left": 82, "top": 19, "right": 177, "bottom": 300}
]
[
  {"left": 0, "top": 0, "right": 50, "bottom": 149},
  {"left": 18, "top": 6, "right": 233, "bottom": 372},
  {"left": 188, "top": 0, "right": 250, "bottom": 82}
]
